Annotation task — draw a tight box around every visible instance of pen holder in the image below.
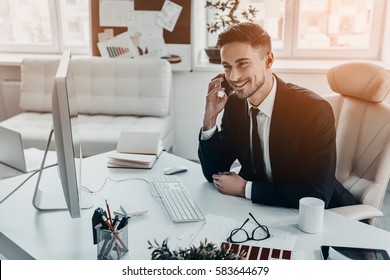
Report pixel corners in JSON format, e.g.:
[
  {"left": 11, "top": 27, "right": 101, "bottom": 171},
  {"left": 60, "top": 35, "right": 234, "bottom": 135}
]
[{"left": 96, "top": 224, "right": 129, "bottom": 260}]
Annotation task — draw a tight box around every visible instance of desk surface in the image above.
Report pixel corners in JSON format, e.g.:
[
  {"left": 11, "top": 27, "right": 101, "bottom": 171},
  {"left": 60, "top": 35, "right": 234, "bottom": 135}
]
[{"left": 0, "top": 152, "right": 389, "bottom": 260}]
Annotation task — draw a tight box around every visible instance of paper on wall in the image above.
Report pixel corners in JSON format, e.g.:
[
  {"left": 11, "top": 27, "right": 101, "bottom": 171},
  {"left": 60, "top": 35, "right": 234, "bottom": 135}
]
[
  {"left": 128, "top": 11, "right": 168, "bottom": 58},
  {"left": 98, "top": 29, "right": 114, "bottom": 42},
  {"left": 99, "top": 0, "right": 134, "bottom": 27},
  {"left": 156, "top": 0, "right": 183, "bottom": 32},
  {"left": 97, "top": 31, "right": 137, "bottom": 58}
]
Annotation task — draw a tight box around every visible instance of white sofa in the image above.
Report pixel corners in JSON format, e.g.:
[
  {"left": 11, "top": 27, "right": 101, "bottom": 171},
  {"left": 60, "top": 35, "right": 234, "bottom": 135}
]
[{"left": 0, "top": 57, "right": 173, "bottom": 156}]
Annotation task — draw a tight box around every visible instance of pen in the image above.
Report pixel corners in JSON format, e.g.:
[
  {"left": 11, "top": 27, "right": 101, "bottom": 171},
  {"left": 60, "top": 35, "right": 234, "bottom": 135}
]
[
  {"left": 105, "top": 199, "right": 113, "bottom": 225},
  {"left": 112, "top": 214, "right": 121, "bottom": 259},
  {"left": 101, "top": 235, "right": 119, "bottom": 259},
  {"left": 112, "top": 214, "right": 120, "bottom": 229},
  {"left": 117, "top": 216, "right": 131, "bottom": 231},
  {"left": 98, "top": 235, "right": 111, "bottom": 259},
  {"left": 96, "top": 208, "right": 108, "bottom": 229},
  {"left": 101, "top": 215, "right": 128, "bottom": 252}
]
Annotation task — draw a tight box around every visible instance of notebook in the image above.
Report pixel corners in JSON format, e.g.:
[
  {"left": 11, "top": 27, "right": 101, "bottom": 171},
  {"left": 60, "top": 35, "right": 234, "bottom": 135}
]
[
  {"left": 107, "top": 131, "right": 163, "bottom": 169},
  {"left": 0, "top": 126, "right": 56, "bottom": 173}
]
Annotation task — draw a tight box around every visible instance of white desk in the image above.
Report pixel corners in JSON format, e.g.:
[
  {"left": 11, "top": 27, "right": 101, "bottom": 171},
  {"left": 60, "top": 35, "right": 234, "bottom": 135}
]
[{"left": 0, "top": 152, "right": 389, "bottom": 260}]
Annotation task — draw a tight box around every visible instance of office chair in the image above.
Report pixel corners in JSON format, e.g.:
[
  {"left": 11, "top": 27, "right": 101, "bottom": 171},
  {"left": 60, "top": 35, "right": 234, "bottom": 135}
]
[{"left": 324, "top": 62, "right": 390, "bottom": 225}]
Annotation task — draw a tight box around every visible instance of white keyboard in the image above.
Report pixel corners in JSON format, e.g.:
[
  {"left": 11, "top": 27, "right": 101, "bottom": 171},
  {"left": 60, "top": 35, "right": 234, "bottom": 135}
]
[{"left": 151, "top": 175, "right": 205, "bottom": 223}]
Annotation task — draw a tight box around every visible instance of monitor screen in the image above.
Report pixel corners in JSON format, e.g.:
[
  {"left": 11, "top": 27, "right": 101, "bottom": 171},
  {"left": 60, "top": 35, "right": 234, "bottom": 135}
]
[
  {"left": 52, "top": 51, "right": 82, "bottom": 218},
  {"left": 32, "top": 51, "right": 92, "bottom": 218}
]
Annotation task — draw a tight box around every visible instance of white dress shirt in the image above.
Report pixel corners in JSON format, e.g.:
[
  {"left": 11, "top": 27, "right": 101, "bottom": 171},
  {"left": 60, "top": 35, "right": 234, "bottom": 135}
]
[
  {"left": 245, "top": 76, "right": 276, "bottom": 198},
  {"left": 201, "top": 76, "right": 277, "bottom": 199}
]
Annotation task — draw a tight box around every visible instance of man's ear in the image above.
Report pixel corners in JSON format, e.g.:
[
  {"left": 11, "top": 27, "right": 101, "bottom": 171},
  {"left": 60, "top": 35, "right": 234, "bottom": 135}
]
[{"left": 266, "top": 52, "right": 274, "bottom": 68}]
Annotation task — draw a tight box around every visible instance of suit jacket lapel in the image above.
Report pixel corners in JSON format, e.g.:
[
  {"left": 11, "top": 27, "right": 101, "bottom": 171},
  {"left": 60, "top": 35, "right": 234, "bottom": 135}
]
[{"left": 269, "top": 76, "right": 290, "bottom": 171}]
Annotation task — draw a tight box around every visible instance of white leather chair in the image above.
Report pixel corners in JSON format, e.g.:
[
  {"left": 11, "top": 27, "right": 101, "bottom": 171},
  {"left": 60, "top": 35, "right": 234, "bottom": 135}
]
[{"left": 325, "top": 62, "right": 390, "bottom": 225}]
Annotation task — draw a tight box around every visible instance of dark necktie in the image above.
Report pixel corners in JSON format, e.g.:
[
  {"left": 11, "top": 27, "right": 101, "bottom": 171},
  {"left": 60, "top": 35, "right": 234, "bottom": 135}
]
[{"left": 251, "top": 107, "right": 266, "bottom": 178}]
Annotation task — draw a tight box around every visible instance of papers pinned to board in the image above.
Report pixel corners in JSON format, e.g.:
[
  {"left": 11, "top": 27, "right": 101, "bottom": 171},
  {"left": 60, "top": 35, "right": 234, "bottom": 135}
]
[{"left": 97, "top": 0, "right": 181, "bottom": 59}]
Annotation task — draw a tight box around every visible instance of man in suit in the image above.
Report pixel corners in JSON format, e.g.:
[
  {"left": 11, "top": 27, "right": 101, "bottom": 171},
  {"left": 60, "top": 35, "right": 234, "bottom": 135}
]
[{"left": 198, "top": 22, "right": 357, "bottom": 209}]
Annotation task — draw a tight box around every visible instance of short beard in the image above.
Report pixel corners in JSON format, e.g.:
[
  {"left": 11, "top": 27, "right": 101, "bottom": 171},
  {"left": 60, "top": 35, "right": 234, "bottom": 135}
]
[{"left": 235, "top": 77, "right": 265, "bottom": 100}]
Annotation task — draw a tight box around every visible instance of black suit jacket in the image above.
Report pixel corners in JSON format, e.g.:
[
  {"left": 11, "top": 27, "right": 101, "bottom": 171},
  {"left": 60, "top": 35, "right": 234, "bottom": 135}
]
[{"left": 198, "top": 76, "right": 357, "bottom": 209}]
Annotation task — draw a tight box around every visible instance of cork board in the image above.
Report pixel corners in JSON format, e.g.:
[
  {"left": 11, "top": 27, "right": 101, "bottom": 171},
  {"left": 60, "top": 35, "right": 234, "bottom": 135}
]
[{"left": 91, "top": 0, "right": 191, "bottom": 57}]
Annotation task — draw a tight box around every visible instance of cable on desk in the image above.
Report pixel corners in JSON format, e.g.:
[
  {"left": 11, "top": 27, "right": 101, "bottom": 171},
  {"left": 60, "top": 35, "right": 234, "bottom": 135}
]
[
  {"left": 0, "top": 163, "right": 58, "bottom": 204},
  {"left": 81, "top": 177, "right": 151, "bottom": 194}
]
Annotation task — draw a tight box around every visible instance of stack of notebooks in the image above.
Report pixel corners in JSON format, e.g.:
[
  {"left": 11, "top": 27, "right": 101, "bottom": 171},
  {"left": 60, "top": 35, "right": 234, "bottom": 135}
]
[{"left": 107, "top": 132, "right": 163, "bottom": 169}]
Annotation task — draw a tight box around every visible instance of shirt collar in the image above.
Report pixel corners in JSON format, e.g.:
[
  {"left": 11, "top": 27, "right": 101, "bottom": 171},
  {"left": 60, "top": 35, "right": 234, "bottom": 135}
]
[{"left": 247, "top": 75, "right": 277, "bottom": 118}]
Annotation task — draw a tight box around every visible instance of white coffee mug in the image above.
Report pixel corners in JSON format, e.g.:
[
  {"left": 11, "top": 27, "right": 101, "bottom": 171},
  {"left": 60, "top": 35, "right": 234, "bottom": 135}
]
[{"left": 298, "top": 197, "right": 325, "bottom": 233}]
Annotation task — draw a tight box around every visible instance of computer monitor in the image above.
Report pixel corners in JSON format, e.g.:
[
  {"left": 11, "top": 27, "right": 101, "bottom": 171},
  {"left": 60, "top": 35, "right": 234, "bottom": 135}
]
[{"left": 32, "top": 51, "right": 92, "bottom": 218}]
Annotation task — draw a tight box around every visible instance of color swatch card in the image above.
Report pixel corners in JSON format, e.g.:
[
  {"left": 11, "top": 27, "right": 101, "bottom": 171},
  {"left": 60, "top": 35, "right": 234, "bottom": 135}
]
[{"left": 220, "top": 242, "right": 304, "bottom": 260}]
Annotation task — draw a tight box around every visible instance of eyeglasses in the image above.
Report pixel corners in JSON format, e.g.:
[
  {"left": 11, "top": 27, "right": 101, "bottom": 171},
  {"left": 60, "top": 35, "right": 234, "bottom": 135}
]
[{"left": 227, "top": 213, "right": 270, "bottom": 243}]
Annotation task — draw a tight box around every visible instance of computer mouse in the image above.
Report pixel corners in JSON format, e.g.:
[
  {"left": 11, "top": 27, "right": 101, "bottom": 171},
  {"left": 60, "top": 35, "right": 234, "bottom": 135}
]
[{"left": 163, "top": 166, "right": 188, "bottom": 175}]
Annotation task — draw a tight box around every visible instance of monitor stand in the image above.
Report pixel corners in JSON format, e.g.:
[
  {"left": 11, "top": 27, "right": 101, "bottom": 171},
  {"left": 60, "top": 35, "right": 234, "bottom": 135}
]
[{"left": 32, "top": 127, "right": 93, "bottom": 213}]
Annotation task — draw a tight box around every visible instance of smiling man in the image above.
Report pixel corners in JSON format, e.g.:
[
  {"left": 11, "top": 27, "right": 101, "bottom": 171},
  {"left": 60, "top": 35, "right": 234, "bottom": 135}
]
[{"left": 198, "top": 22, "right": 357, "bottom": 209}]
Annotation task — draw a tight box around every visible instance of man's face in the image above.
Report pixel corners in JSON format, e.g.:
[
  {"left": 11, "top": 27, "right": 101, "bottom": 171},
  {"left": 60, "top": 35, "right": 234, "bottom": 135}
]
[{"left": 221, "top": 41, "right": 270, "bottom": 101}]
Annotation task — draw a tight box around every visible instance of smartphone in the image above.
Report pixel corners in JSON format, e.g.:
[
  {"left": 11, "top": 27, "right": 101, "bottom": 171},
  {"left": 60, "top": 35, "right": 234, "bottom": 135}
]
[
  {"left": 321, "top": 245, "right": 390, "bottom": 260},
  {"left": 221, "top": 75, "right": 233, "bottom": 96},
  {"left": 213, "top": 73, "right": 233, "bottom": 97}
]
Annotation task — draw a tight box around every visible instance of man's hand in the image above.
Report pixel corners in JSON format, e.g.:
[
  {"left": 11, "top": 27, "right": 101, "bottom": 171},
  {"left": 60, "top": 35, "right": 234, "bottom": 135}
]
[
  {"left": 203, "top": 74, "right": 229, "bottom": 130},
  {"left": 212, "top": 172, "right": 247, "bottom": 197}
]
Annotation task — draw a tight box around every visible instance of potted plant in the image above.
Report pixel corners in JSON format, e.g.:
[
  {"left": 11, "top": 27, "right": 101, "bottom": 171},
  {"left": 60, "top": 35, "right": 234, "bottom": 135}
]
[
  {"left": 204, "top": 0, "right": 258, "bottom": 64},
  {"left": 148, "top": 239, "right": 245, "bottom": 260}
]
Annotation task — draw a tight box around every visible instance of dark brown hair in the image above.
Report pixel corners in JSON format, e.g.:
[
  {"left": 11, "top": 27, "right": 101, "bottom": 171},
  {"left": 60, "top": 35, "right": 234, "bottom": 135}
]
[{"left": 217, "top": 22, "right": 272, "bottom": 58}]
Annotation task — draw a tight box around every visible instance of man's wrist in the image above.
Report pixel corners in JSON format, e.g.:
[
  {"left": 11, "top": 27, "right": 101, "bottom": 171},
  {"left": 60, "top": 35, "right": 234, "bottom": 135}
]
[
  {"left": 200, "top": 125, "right": 217, "bottom": 140},
  {"left": 245, "top": 181, "right": 252, "bottom": 199},
  {"left": 203, "top": 115, "right": 217, "bottom": 130}
]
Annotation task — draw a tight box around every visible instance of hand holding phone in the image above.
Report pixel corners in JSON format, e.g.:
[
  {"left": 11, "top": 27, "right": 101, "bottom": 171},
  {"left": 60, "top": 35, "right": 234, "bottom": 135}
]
[
  {"left": 212, "top": 73, "right": 233, "bottom": 98},
  {"left": 203, "top": 73, "right": 231, "bottom": 130}
]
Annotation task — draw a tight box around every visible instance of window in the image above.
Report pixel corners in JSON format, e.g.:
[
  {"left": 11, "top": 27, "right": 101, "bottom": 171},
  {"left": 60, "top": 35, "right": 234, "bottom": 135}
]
[
  {"left": 205, "top": 0, "right": 287, "bottom": 52},
  {"left": 293, "top": 0, "right": 384, "bottom": 58},
  {"left": 0, "top": 0, "right": 90, "bottom": 54},
  {"left": 199, "top": 0, "right": 386, "bottom": 62}
]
